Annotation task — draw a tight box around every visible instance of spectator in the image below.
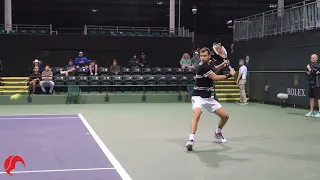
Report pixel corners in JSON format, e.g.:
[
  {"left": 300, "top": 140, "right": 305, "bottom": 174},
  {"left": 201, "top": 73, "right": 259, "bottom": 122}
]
[
  {"left": 196, "top": 47, "right": 200, "bottom": 52},
  {"left": 39, "top": 65, "right": 55, "bottom": 94},
  {"left": 180, "top": 53, "right": 191, "bottom": 70},
  {"left": 75, "top": 51, "right": 89, "bottom": 68},
  {"left": 190, "top": 51, "right": 200, "bottom": 68},
  {"left": 128, "top": 54, "right": 140, "bottom": 68},
  {"left": 110, "top": 59, "right": 120, "bottom": 75},
  {"left": 88, "top": 60, "right": 98, "bottom": 76},
  {"left": 29, "top": 59, "right": 43, "bottom": 73},
  {"left": 27, "top": 66, "right": 41, "bottom": 94},
  {"left": 139, "top": 53, "right": 149, "bottom": 67},
  {"left": 61, "top": 59, "right": 76, "bottom": 76},
  {"left": 236, "top": 59, "right": 248, "bottom": 105}
]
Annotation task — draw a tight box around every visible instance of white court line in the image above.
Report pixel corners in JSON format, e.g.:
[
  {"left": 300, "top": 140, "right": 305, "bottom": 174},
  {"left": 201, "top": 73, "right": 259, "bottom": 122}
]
[
  {"left": 78, "top": 114, "right": 133, "bottom": 180},
  {"left": 0, "top": 167, "right": 115, "bottom": 174},
  {"left": 0, "top": 117, "right": 80, "bottom": 120},
  {"left": 0, "top": 113, "right": 78, "bottom": 117}
]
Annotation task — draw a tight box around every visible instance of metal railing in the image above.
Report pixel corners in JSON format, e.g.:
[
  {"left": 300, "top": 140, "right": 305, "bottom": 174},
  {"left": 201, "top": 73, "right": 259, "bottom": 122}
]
[
  {"left": 0, "top": 24, "right": 52, "bottom": 35},
  {"left": 84, "top": 24, "right": 193, "bottom": 38},
  {"left": 0, "top": 24, "right": 193, "bottom": 39},
  {"left": 233, "top": 0, "right": 320, "bottom": 41}
]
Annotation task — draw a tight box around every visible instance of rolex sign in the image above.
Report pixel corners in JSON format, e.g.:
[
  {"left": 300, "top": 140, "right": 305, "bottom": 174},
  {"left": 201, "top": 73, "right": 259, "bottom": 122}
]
[
  {"left": 287, "top": 88, "right": 306, "bottom": 97},
  {"left": 286, "top": 74, "right": 306, "bottom": 97}
]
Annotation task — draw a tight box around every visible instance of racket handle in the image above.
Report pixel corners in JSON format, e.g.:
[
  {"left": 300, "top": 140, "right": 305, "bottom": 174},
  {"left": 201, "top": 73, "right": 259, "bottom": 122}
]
[{"left": 228, "top": 65, "right": 233, "bottom": 70}]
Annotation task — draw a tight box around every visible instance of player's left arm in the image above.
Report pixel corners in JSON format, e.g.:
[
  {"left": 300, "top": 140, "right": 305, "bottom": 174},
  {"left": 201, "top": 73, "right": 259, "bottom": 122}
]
[
  {"left": 214, "top": 60, "right": 228, "bottom": 72},
  {"left": 214, "top": 64, "right": 224, "bottom": 72},
  {"left": 207, "top": 70, "right": 235, "bottom": 81}
]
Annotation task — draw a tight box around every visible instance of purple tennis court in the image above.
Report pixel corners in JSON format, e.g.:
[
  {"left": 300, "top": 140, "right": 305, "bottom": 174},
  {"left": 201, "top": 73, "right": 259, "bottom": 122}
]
[{"left": 0, "top": 114, "right": 132, "bottom": 180}]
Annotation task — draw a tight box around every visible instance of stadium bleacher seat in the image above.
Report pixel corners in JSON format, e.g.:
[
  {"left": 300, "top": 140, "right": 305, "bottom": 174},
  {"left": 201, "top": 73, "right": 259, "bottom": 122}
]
[
  {"left": 142, "top": 68, "right": 152, "bottom": 75},
  {"left": 179, "top": 76, "right": 188, "bottom": 85},
  {"left": 48, "top": 65, "right": 201, "bottom": 94},
  {"left": 0, "top": 29, "right": 7, "bottom": 34},
  {"left": 113, "top": 76, "right": 122, "bottom": 85},
  {"left": 152, "top": 67, "right": 162, "bottom": 75},
  {"left": 53, "top": 67, "right": 64, "bottom": 75},
  {"left": 173, "top": 68, "right": 183, "bottom": 75},
  {"left": 89, "top": 76, "right": 100, "bottom": 92},
  {"left": 78, "top": 76, "right": 89, "bottom": 92},
  {"left": 157, "top": 76, "right": 167, "bottom": 91},
  {"left": 163, "top": 68, "right": 173, "bottom": 75},
  {"left": 67, "top": 76, "right": 77, "bottom": 85},
  {"left": 99, "top": 67, "right": 109, "bottom": 75},
  {"left": 123, "top": 76, "right": 134, "bottom": 91},
  {"left": 131, "top": 67, "right": 141, "bottom": 75},
  {"left": 184, "top": 68, "right": 195, "bottom": 75},
  {"left": 77, "top": 68, "right": 87, "bottom": 76},
  {"left": 121, "top": 67, "right": 131, "bottom": 75}
]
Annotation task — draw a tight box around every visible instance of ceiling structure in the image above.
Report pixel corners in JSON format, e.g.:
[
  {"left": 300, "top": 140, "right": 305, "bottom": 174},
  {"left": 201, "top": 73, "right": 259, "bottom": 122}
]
[{"left": 0, "top": 0, "right": 304, "bottom": 35}]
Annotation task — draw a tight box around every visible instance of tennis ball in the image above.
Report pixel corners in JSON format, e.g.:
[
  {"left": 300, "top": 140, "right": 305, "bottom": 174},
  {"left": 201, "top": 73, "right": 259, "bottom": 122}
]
[{"left": 10, "top": 94, "right": 21, "bottom": 100}]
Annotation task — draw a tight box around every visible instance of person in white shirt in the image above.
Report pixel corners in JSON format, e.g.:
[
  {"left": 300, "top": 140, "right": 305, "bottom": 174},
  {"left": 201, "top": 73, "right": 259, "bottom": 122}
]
[{"left": 236, "top": 59, "right": 248, "bottom": 105}]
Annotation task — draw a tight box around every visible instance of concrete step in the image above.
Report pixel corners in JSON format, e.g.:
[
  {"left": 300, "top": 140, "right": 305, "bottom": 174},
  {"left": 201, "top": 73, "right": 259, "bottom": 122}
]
[
  {"left": 0, "top": 86, "right": 28, "bottom": 89},
  {"left": 215, "top": 81, "right": 236, "bottom": 85},
  {"left": 214, "top": 89, "right": 239, "bottom": 93},
  {"left": 1, "top": 81, "right": 27, "bottom": 86},
  {"left": 0, "top": 77, "right": 29, "bottom": 82},
  {"left": 215, "top": 84, "right": 239, "bottom": 89},
  {"left": 0, "top": 89, "right": 28, "bottom": 95},
  {"left": 218, "top": 97, "right": 240, "bottom": 101}
]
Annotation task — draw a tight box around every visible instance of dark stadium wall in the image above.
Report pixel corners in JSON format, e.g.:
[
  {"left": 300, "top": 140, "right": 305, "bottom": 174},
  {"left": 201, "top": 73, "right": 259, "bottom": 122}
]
[
  {"left": 233, "top": 29, "right": 320, "bottom": 70},
  {"left": 195, "top": 34, "right": 233, "bottom": 50},
  {"left": 248, "top": 72, "right": 309, "bottom": 107},
  {"left": 0, "top": 35, "right": 193, "bottom": 76}
]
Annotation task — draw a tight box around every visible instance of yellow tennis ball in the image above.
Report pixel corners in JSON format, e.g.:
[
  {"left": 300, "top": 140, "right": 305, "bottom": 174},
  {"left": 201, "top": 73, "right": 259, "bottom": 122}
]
[{"left": 10, "top": 94, "right": 21, "bottom": 100}]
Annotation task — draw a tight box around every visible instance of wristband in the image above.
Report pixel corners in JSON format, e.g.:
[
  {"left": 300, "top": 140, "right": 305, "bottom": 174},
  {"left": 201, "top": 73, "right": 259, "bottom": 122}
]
[{"left": 226, "top": 74, "right": 232, "bottom": 79}]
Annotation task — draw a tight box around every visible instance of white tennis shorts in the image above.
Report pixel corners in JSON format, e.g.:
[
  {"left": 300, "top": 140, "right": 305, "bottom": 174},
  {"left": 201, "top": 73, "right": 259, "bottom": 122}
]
[{"left": 191, "top": 96, "right": 222, "bottom": 113}]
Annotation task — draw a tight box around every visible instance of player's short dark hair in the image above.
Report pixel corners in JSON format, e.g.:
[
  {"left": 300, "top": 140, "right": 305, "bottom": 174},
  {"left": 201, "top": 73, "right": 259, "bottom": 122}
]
[{"left": 200, "top": 47, "right": 211, "bottom": 55}]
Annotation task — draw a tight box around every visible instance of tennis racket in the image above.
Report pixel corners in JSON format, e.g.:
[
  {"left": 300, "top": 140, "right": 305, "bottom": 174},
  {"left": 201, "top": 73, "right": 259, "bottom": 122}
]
[{"left": 212, "top": 42, "right": 233, "bottom": 70}]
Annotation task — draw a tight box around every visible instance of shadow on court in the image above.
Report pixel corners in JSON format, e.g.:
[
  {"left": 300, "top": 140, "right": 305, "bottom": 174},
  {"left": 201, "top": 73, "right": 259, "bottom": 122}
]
[
  {"left": 234, "top": 146, "right": 320, "bottom": 163},
  {"left": 287, "top": 112, "right": 307, "bottom": 116},
  {"left": 169, "top": 138, "right": 250, "bottom": 168}
]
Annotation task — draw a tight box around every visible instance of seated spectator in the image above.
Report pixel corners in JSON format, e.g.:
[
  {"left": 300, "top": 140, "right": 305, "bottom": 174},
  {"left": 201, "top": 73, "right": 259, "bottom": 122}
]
[
  {"left": 190, "top": 51, "right": 200, "bottom": 68},
  {"left": 139, "top": 53, "right": 149, "bottom": 67},
  {"left": 180, "top": 53, "right": 191, "bottom": 70},
  {"left": 88, "top": 60, "right": 98, "bottom": 76},
  {"left": 61, "top": 59, "right": 76, "bottom": 76},
  {"left": 27, "top": 66, "right": 41, "bottom": 94},
  {"left": 110, "top": 59, "right": 120, "bottom": 75},
  {"left": 75, "top": 51, "right": 89, "bottom": 68},
  {"left": 39, "top": 65, "right": 55, "bottom": 94},
  {"left": 128, "top": 54, "right": 140, "bottom": 68},
  {"left": 29, "top": 59, "right": 43, "bottom": 73}
]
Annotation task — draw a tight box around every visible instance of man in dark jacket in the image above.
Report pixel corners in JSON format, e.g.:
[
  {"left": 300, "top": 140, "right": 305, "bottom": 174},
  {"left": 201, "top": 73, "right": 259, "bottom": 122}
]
[{"left": 305, "top": 54, "right": 320, "bottom": 117}]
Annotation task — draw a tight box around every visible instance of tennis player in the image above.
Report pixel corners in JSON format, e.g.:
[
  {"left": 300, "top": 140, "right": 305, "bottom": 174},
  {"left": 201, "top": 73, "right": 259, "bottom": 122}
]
[{"left": 186, "top": 47, "right": 236, "bottom": 151}]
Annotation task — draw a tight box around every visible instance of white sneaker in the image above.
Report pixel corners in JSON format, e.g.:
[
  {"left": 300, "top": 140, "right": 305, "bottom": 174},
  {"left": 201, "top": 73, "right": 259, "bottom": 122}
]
[
  {"left": 305, "top": 111, "right": 314, "bottom": 117},
  {"left": 214, "top": 132, "right": 227, "bottom": 143},
  {"left": 185, "top": 140, "right": 194, "bottom": 151}
]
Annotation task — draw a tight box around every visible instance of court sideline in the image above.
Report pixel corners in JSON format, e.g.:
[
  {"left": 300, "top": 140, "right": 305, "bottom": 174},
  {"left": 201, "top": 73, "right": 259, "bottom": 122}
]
[{"left": 0, "top": 103, "right": 319, "bottom": 180}]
